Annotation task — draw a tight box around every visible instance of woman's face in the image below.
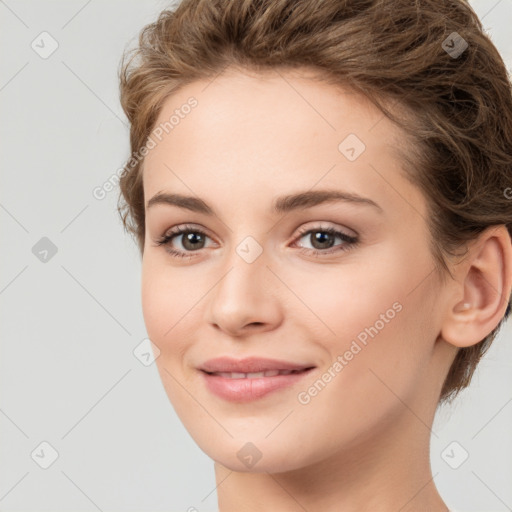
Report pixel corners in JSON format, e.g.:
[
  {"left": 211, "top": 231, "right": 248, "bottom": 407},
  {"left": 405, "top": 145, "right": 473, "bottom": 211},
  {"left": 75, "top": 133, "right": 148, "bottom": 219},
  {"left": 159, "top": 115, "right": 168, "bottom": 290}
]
[{"left": 141, "top": 68, "right": 455, "bottom": 473}]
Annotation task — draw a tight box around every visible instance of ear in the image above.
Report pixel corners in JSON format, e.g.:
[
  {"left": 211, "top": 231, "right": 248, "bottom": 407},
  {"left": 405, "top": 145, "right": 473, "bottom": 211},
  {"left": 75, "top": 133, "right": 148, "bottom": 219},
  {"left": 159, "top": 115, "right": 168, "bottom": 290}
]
[{"left": 441, "top": 225, "right": 512, "bottom": 348}]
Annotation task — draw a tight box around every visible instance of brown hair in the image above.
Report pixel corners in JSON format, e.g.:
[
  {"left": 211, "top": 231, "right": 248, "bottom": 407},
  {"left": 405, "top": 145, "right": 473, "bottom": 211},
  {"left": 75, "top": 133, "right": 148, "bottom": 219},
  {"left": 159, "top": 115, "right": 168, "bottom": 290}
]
[{"left": 117, "top": 0, "right": 512, "bottom": 406}]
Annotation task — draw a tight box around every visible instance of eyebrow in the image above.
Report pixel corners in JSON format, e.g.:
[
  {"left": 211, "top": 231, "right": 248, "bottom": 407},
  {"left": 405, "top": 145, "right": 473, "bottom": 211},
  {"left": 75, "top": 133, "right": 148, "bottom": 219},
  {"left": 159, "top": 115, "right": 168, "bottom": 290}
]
[{"left": 146, "top": 189, "right": 383, "bottom": 215}]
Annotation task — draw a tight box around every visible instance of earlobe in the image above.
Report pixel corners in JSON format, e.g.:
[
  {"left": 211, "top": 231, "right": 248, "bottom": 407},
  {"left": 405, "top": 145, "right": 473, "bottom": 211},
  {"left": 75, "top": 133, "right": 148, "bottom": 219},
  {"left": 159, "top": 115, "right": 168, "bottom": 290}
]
[{"left": 441, "top": 225, "right": 512, "bottom": 348}]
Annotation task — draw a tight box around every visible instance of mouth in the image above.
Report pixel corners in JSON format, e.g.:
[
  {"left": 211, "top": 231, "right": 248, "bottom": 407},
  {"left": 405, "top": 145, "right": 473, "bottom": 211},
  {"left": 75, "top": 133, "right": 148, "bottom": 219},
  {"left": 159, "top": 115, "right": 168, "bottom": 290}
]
[
  {"left": 199, "top": 356, "right": 316, "bottom": 374},
  {"left": 199, "top": 364, "right": 316, "bottom": 402},
  {"left": 202, "top": 368, "right": 314, "bottom": 379}
]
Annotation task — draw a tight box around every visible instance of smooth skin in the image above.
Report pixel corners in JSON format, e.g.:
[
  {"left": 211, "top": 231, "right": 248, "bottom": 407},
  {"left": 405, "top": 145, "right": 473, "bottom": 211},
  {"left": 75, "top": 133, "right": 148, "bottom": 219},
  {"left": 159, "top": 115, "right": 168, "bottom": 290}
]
[{"left": 140, "top": 67, "right": 512, "bottom": 512}]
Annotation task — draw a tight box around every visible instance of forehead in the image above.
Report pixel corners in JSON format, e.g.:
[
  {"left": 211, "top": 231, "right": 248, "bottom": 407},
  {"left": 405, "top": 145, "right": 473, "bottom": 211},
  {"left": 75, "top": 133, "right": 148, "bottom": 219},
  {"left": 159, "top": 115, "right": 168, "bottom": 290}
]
[
  {"left": 144, "top": 67, "right": 396, "bottom": 161},
  {"left": 141, "top": 67, "right": 421, "bottom": 219}
]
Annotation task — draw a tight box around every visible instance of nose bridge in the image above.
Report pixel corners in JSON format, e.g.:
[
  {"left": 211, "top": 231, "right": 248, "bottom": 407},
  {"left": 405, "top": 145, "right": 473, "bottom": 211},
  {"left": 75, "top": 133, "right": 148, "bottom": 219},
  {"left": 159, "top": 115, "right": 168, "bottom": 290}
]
[
  {"left": 216, "top": 234, "right": 269, "bottom": 303},
  {"left": 206, "top": 232, "right": 280, "bottom": 333}
]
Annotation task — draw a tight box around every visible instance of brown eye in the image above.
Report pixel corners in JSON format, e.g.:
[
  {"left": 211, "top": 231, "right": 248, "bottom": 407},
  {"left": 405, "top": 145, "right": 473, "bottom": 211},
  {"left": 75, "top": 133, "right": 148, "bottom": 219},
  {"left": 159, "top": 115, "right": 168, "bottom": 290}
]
[
  {"left": 179, "top": 231, "right": 206, "bottom": 251},
  {"left": 295, "top": 226, "right": 358, "bottom": 254},
  {"left": 307, "top": 230, "right": 337, "bottom": 250},
  {"left": 154, "top": 225, "right": 213, "bottom": 258}
]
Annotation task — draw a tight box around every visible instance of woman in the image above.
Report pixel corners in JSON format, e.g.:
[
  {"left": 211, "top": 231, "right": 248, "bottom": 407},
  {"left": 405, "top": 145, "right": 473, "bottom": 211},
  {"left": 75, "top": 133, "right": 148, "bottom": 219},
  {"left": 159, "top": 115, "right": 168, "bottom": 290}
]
[{"left": 117, "top": 0, "right": 512, "bottom": 510}]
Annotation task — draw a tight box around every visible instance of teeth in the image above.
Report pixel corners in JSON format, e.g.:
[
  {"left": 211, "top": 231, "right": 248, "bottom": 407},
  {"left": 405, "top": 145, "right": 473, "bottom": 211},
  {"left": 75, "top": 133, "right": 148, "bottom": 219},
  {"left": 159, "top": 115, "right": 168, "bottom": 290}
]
[{"left": 213, "top": 369, "right": 302, "bottom": 379}]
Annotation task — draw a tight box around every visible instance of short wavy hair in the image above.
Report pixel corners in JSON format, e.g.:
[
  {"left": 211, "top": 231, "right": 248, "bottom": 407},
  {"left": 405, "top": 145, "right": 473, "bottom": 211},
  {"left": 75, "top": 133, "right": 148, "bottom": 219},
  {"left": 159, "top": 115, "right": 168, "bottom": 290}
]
[{"left": 117, "top": 0, "right": 512, "bottom": 406}]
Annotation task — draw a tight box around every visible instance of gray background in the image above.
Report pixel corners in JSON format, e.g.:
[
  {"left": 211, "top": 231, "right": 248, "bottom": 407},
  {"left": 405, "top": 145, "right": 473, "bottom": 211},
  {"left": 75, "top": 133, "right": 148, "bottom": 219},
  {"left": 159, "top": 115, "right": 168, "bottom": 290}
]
[{"left": 1, "top": 1, "right": 511, "bottom": 511}]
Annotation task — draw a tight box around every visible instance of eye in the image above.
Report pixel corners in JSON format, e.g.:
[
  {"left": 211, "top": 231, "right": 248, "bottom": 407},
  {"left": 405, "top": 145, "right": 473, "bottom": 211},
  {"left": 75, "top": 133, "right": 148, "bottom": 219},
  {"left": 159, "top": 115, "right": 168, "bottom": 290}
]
[
  {"left": 153, "top": 224, "right": 214, "bottom": 259},
  {"left": 153, "top": 223, "right": 359, "bottom": 259},
  {"left": 292, "top": 225, "right": 358, "bottom": 256}
]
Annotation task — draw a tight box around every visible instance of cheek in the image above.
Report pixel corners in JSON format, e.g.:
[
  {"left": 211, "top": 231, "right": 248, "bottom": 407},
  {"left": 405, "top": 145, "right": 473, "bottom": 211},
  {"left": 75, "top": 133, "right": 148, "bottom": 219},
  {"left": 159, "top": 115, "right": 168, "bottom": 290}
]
[
  {"left": 141, "top": 263, "right": 168, "bottom": 341},
  {"left": 141, "top": 262, "right": 198, "bottom": 407},
  {"left": 286, "top": 279, "right": 437, "bottom": 452},
  {"left": 141, "top": 259, "right": 193, "bottom": 353},
  {"left": 141, "top": 256, "right": 219, "bottom": 391},
  {"left": 292, "top": 244, "right": 437, "bottom": 401}
]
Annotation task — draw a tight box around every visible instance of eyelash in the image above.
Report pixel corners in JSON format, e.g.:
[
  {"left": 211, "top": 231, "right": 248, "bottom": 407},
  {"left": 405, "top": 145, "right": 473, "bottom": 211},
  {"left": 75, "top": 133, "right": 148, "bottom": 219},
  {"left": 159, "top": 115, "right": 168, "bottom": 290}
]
[{"left": 153, "top": 224, "right": 359, "bottom": 260}]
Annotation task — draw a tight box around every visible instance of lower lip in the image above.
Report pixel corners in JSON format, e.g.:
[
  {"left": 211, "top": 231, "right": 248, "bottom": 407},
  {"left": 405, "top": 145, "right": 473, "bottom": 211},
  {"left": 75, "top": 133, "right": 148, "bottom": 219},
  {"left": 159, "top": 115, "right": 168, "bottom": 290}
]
[{"left": 200, "top": 368, "right": 315, "bottom": 402}]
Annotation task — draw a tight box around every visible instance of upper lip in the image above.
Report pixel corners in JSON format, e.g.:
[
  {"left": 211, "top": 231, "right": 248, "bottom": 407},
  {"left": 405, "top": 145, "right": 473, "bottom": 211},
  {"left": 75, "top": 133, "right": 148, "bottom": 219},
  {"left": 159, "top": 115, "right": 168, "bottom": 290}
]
[{"left": 199, "top": 357, "right": 315, "bottom": 374}]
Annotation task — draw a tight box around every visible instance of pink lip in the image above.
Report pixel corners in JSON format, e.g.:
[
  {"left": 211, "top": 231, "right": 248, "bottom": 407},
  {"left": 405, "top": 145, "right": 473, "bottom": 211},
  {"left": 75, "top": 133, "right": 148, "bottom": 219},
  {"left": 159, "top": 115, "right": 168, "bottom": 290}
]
[
  {"left": 199, "top": 356, "right": 314, "bottom": 373},
  {"left": 198, "top": 357, "right": 316, "bottom": 402},
  {"left": 200, "top": 368, "right": 315, "bottom": 402}
]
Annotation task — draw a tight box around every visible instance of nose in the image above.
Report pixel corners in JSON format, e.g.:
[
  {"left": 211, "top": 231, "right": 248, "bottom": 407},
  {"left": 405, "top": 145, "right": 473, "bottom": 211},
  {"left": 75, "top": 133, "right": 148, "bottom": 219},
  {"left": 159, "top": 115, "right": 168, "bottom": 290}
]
[{"left": 206, "top": 249, "right": 283, "bottom": 337}]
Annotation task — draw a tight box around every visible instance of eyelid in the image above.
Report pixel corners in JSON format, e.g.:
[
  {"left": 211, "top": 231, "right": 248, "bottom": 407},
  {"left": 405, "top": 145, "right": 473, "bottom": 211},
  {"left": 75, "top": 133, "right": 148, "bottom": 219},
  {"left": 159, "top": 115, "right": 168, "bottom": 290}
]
[
  {"left": 293, "top": 221, "right": 358, "bottom": 240},
  {"left": 159, "top": 223, "right": 215, "bottom": 241}
]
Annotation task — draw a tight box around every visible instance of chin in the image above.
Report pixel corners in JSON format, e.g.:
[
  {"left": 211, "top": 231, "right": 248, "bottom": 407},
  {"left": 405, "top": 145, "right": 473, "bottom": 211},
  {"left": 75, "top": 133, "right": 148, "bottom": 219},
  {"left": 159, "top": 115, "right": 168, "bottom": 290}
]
[{"left": 195, "top": 433, "right": 319, "bottom": 474}]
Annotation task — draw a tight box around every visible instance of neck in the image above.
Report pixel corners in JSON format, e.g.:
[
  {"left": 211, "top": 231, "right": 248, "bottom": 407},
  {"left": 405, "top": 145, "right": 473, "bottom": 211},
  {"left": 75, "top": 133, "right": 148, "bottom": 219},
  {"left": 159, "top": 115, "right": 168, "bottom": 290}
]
[{"left": 214, "top": 406, "right": 448, "bottom": 512}]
